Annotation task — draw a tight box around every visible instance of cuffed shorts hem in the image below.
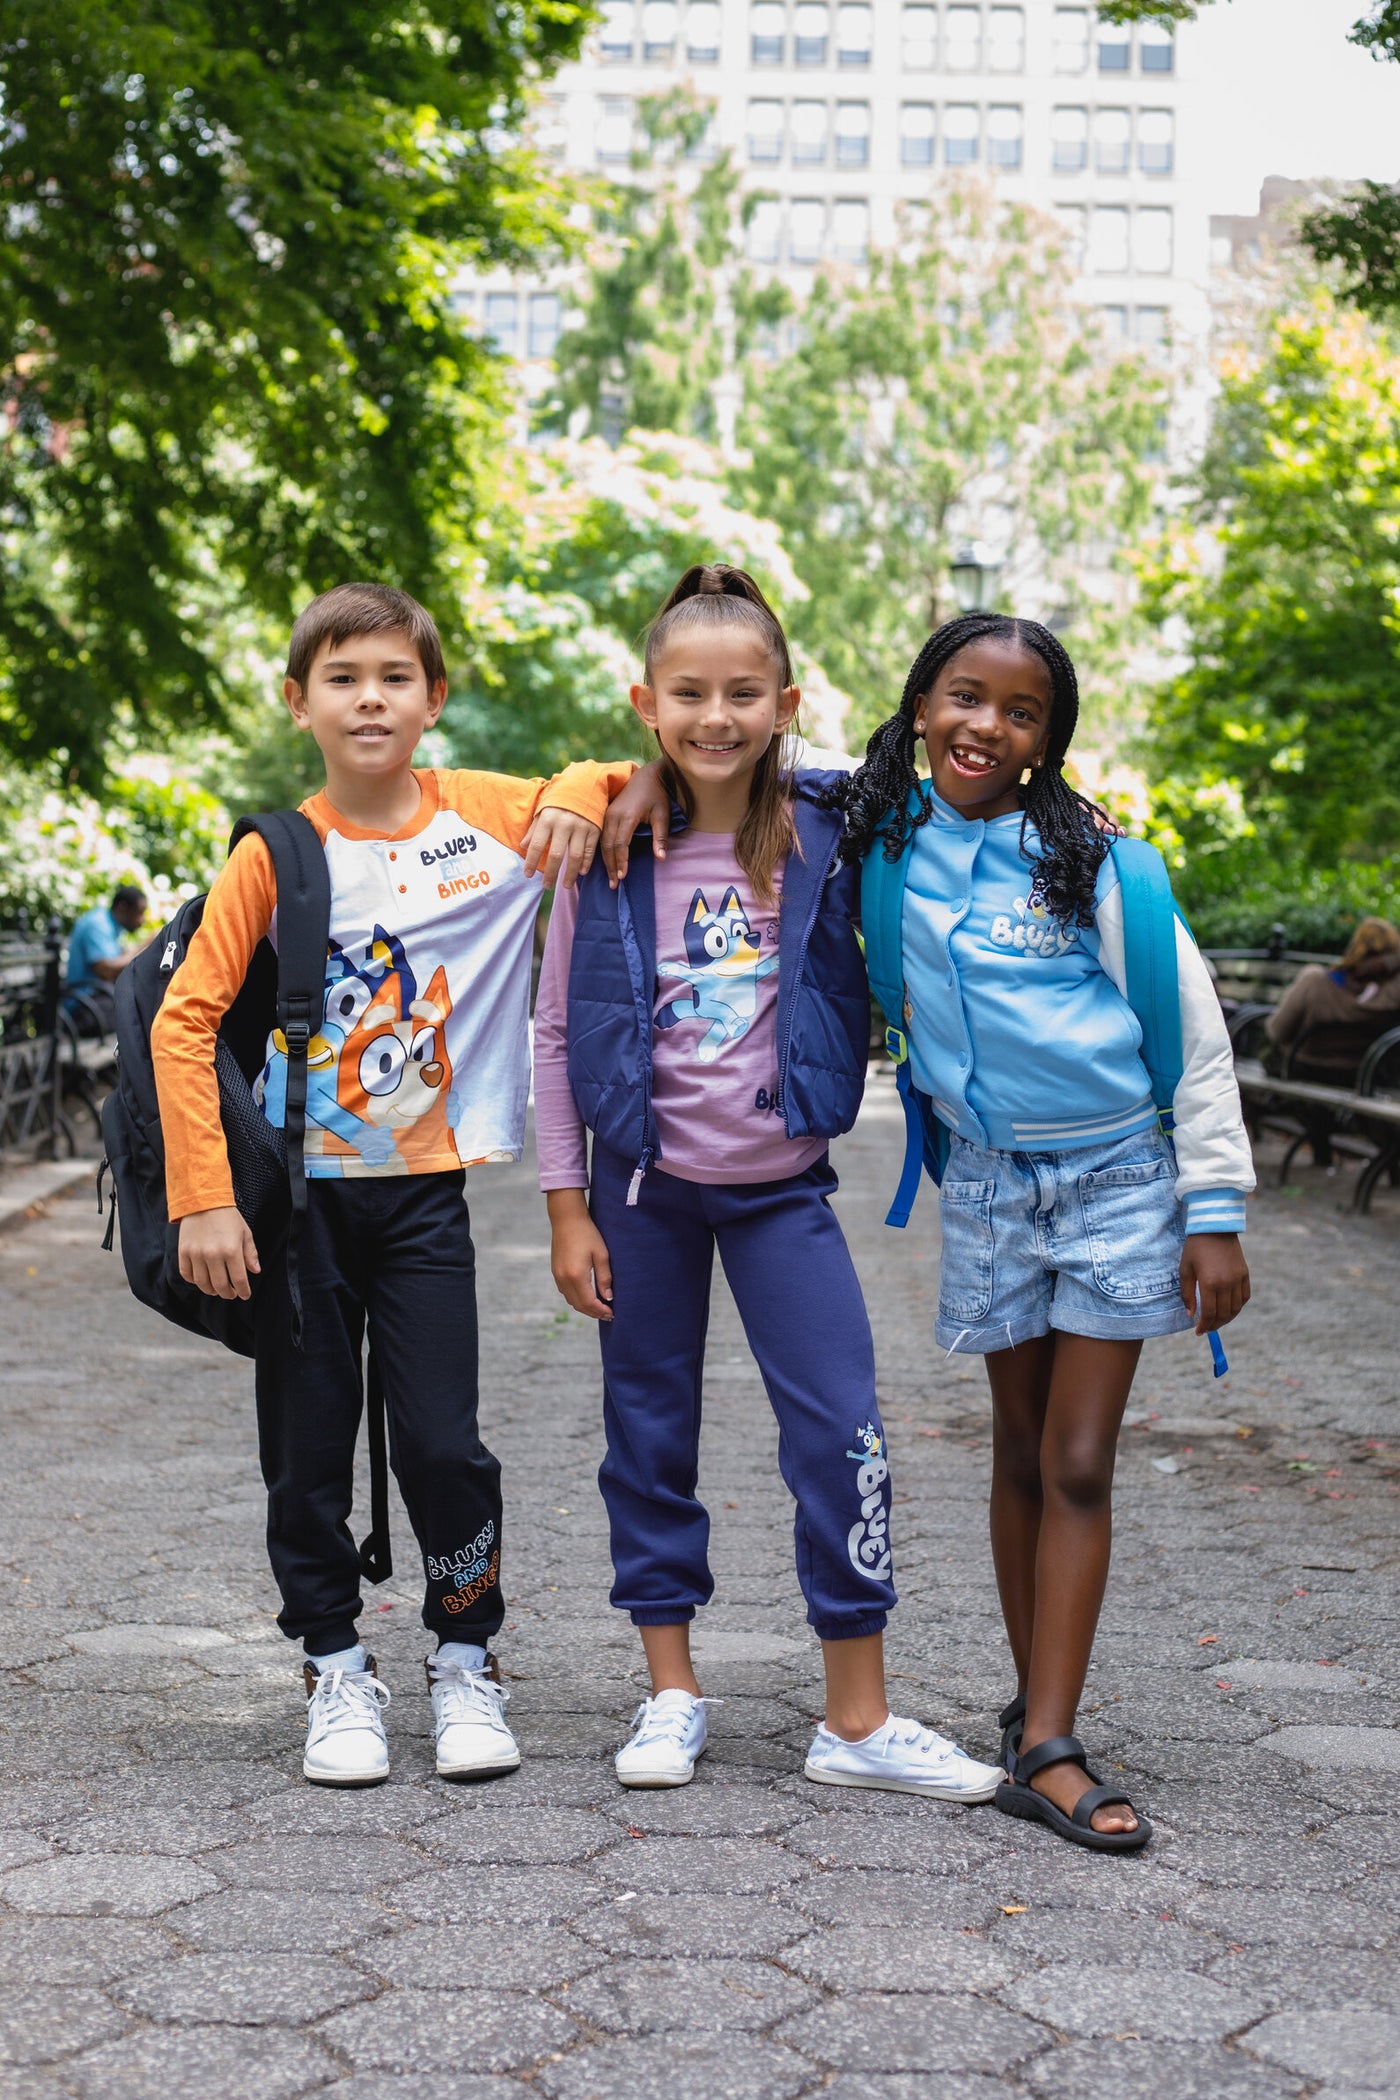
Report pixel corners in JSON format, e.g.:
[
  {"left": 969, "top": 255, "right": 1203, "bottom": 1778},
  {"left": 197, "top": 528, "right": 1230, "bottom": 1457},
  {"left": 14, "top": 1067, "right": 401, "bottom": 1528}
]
[
  {"left": 627, "top": 1605, "right": 699, "bottom": 1627},
  {"left": 1050, "top": 1299, "right": 1194, "bottom": 1343},
  {"left": 935, "top": 1313, "right": 1050, "bottom": 1356},
  {"left": 809, "top": 1611, "right": 890, "bottom": 1642}
]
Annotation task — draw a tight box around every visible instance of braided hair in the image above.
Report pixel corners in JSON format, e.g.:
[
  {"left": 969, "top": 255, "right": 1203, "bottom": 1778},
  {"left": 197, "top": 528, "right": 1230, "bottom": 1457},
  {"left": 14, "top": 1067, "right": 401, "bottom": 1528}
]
[{"left": 833, "top": 614, "right": 1109, "bottom": 929}]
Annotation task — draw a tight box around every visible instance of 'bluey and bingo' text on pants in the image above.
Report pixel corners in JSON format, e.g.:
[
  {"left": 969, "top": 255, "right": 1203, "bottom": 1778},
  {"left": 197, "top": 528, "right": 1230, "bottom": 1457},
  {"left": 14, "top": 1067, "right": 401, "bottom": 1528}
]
[{"left": 591, "top": 1143, "right": 897, "bottom": 1641}]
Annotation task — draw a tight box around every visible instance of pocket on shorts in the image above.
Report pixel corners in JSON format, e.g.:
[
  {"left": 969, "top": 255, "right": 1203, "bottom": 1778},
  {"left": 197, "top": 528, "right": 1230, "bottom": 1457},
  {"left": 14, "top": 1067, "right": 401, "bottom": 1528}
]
[
  {"left": 1078, "top": 1155, "right": 1181, "bottom": 1301},
  {"left": 938, "top": 1178, "right": 995, "bottom": 1323}
]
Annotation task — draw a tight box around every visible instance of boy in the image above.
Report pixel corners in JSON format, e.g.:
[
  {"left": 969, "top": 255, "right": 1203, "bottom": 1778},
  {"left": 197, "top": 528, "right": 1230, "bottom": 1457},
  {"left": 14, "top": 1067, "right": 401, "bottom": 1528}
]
[{"left": 151, "top": 583, "right": 633, "bottom": 1786}]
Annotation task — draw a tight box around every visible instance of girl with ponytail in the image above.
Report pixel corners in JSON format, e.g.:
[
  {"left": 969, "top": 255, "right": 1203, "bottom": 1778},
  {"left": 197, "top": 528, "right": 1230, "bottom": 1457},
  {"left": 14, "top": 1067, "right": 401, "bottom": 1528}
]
[
  {"left": 836, "top": 614, "right": 1254, "bottom": 1851},
  {"left": 533, "top": 564, "right": 1002, "bottom": 1804}
]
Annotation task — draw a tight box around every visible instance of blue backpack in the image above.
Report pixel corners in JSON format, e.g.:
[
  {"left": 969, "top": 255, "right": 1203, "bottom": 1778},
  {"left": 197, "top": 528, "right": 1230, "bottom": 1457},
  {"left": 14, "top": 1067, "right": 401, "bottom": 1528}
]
[{"left": 862, "top": 822, "right": 1187, "bottom": 1230}]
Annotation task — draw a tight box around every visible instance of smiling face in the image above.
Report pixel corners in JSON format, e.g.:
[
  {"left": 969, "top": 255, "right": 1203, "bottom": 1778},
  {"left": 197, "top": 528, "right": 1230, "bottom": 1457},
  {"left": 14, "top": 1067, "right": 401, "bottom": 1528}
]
[
  {"left": 284, "top": 628, "right": 447, "bottom": 783},
  {"left": 915, "top": 636, "right": 1054, "bottom": 819},
  {"left": 631, "top": 627, "right": 799, "bottom": 814}
]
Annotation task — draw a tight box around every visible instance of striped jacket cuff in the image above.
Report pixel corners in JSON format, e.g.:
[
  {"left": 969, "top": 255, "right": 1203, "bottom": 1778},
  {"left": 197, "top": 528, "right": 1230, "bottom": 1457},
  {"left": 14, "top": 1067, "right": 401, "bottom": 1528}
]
[{"left": 1183, "top": 1188, "right": 1248, "bottom": 1236}]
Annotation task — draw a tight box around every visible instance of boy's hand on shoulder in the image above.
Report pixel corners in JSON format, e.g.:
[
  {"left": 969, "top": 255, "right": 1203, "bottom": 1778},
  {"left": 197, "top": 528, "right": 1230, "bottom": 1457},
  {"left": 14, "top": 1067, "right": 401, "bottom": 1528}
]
[
  {"left": 1180, "top": 1232, "right": 1250, "bottom": 1334},
  {"left": 602, "top": 760, "right": 670, "bottom": 888},
  {"left": 178, "top": 1207, "right": 260, "bottom": 1302},
  {"left": 546, "top": 1189, "right": 613, "bottom": 1321},
  {"left": 522, "top": 808, "right": 601, "bottom": 890}
]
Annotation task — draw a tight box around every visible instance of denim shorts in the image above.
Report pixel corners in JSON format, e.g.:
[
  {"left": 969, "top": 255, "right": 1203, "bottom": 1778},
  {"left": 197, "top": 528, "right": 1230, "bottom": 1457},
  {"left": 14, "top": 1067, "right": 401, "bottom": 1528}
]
[{"left": 934, "top": 1127, "right": 1194, "bottom": 1354}]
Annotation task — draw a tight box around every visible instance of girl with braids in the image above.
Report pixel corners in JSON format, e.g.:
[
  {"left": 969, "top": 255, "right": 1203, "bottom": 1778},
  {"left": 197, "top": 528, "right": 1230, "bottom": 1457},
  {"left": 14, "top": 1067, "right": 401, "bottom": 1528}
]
[
  {"left": 840, "top": 613, "right": 1254, "bottom": 1851},
  {"left": 535, "top": 565, "right": 1003, "bottom": 1802}
]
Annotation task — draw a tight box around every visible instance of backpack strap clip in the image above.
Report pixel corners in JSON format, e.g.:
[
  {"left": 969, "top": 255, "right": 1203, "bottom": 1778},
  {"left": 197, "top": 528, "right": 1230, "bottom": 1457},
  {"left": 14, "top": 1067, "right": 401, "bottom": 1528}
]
[{"left": 884, "top": 1024, "right": 909, "bottom": 1064}]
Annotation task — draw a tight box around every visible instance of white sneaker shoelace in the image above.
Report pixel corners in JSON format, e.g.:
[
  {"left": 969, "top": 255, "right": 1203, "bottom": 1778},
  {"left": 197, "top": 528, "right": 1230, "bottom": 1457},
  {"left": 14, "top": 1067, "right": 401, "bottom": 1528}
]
[
  {"left": 626, "top": 1695, "right": 710, "bottom": 1753},
  {"left": 882, "top": 1717, "right": 958, "bottom": 1762},
  {"left": 429, "top": 1662, "right": 511, "bottom": 1730},
  {"left": 307, "top": 1667, "right": 390, "bottom": 1737}
]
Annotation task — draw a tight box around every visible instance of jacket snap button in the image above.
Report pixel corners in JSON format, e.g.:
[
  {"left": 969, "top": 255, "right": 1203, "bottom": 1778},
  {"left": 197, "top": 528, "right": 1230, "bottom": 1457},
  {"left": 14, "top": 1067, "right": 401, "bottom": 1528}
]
[
  {"left": 389, "top": 851, "right": 397, "bottom": 861},
  {"left": 398, "top": 884, "right": 407, "bottom": 894}
]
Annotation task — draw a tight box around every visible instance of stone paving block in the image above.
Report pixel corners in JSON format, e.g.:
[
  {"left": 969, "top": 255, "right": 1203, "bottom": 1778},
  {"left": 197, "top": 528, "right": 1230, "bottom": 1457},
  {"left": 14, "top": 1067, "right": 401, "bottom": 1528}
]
[
  {"left": 384, "top": 1864, "right": 606, "bottom": 1928},
  {"left": 1204, "top": 1946, "right": 1400, "bottom": 2013},
  {"left": 78, "top": 1764, "right": 292, "bottom": 1814},
  {"left": 0, "top": 1915, "right": 168, "bottom": 1986},
  {"left": 1268, "top": 1727, "right": 1400, "bottom": 1772},
  {"left": 59, "top": 1807, "right": 248, "bottom": 1856},
  {"left": 790, "top": 1869, "right": 1000, "bottom": 1933},
  {"left": 595, "top": 1781, "right": 805, "bottom": 1838},
  {"left": 564, "top": 1956, "right": 818, "bottom": 2035},
  {"left": 0, "top": 1983, "right": 127, "bottom": 2066},
  {"left": 1177, "top": 1888, "right": 1398, "bottom": 1950},
  {"left": 114, "top": 1949, "right": 374, "bottom": 2025},
  {"left": 534, "top": 2035, "right": 813, "bottom": 2100},
  {"left": 354, "top": 1921, "right": 600, "bottom": 1990},
  {"left": 1314, "top": 1816, "right": 1400, "bottom": 1870},
  {"left": 62, "top": 2024, "right": 334, "bottom": 2099},
  {"left": 783, "top": 1922, "right": 1020, "bottom": 1995},
  {"left": 171, "top": 1887, "right": 394, "bottom": 1952},
  {"left": 322, "top": 2081, "right": 527, "bottom": 2100},
  {"left": 1156, "top": 1829, "right": 1362, "bottom": 1893},
  {"left": 0, "top": 1832, "right": 50, "bottom": 1870},
  {"left": 989, "top": 1907, "right": 1221, "bottom": 1971},
  {"left": 818, "top": 2080, "right": 1010, "bottom": 2100},
  {"left": 779, "top": 1992, "right": 1049, "bottom": 2076},
  {"left": 1, "top": 1852, "right": 217, "bottom": 1917},
  {"left": 1024, "top": 2039, "right": 1302, "bottom": 2099},
  {"left": 319, "top": 1987, "right": 579, "bottom": 2074},
  {"left": 784, "top": 1813, "right": 988, "bottom": 1876},
  {"left": 210, "top": 1833, "right": 425, "bottom": 1893},
  {"left": 1243, "top": 2007, "right": 1400, "bottom": 2088},
  {"left": 592, "top": 1835, "right": 808, "bottom": 1896},
  {"left": 249, "top": 1787, "right": 450, "bottom": 1838},
  {"left": 424, "top": 1804, "right": 620, "bottom": 1867},
  {"left": 574, "top": 1892, "right": 813, "bottom": 1960},
  {"left": 1000, "top": 1961, "right": 1266, "bottom": 2042},
  {"left": 67, "top": 1623, "right": 237, "bottom": 1658}
]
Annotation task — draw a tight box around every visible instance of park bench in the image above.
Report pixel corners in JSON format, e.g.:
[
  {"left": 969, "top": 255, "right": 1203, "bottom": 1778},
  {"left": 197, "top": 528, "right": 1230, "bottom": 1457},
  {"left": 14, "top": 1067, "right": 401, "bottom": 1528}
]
[
  {"left": 58, "top": 987, "right": 121, "bottom": 1138},
  {"left": 0, "top": 925, "right": 76, "bottom": 1162},
  {"left": 1231, "top": 1020, "right": 1400, "bottom": 1213}
]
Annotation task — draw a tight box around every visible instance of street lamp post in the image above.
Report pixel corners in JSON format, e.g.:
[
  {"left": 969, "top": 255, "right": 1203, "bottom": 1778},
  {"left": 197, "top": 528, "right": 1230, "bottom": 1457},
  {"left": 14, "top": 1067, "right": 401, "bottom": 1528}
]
[{"left": 948, "top": 541, "right": 1003, "bottom": 614}]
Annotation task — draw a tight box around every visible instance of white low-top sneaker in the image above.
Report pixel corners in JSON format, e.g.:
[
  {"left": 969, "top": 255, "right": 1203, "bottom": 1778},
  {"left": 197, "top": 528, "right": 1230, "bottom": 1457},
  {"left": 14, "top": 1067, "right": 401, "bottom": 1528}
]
[
  {"left": 805, "top": 1713, "right": 1004, "bottom": 1802},
  {"left": 426, "top": 1655, "right": 521, "bottom": 1781},
  {"left": 615, "top": 1688, "right": 708, "bottom": 1789},
  {"left": 302, "top": 1659, "right": 391, "bottom": 1787}
]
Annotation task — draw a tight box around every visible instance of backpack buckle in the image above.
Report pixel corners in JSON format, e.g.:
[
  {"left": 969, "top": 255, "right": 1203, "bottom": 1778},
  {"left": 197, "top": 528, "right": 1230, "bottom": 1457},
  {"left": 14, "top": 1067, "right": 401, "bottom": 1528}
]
[
  {"left": 283, "top": 1018, "right": 311, "bottom": 1056},
  {"left": 884, "top": 1025, "right": 908, "bottom": 1064},
  {"left": 1157, "top": 1107, "right": 1175, "bottom": 1134}
]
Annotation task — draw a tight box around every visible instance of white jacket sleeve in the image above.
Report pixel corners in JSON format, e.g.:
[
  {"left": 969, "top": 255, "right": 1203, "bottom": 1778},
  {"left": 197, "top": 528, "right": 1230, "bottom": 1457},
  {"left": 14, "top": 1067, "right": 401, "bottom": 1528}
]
[{"left": 1096, "top": 886, "right": 1255, "bottom": 1233}]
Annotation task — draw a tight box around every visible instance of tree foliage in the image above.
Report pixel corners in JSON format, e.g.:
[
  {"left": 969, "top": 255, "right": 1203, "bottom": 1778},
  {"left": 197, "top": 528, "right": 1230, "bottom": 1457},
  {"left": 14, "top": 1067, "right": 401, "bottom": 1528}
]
[{"left": 0, "top": 0, "right": 589, "bottom": 783}]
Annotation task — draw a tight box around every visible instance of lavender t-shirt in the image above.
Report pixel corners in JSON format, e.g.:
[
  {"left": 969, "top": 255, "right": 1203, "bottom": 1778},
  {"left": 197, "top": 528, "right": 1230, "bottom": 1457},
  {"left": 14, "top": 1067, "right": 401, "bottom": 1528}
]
[{"left": 534, "top": 830, "right": 828, "bottom": 1187}]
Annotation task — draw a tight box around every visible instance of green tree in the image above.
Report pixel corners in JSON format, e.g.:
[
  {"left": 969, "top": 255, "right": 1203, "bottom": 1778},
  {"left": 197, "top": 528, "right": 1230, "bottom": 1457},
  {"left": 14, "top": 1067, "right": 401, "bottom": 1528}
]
[
  {"left": 1139, "top": 298, "right": 1400, "bottom": 888},
  {"left": 0, "top": 0, "right": 589, "bottom": 783},
  {"left": 735, "top": 186, "right": 1166, "bottom": 736}
]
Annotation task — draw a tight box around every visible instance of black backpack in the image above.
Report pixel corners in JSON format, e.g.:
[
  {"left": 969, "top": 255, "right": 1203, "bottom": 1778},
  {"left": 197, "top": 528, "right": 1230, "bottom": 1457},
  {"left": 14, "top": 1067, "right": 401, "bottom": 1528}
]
[{"left": 98, "top": 810, "right": 391, "bottom": 1578}]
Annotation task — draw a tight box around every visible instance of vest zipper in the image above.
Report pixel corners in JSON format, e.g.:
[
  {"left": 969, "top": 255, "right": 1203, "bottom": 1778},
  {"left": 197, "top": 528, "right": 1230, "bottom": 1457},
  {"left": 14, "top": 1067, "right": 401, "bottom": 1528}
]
[{"left": 627, "top": 1146, "right": 653, "bottom": 1206}]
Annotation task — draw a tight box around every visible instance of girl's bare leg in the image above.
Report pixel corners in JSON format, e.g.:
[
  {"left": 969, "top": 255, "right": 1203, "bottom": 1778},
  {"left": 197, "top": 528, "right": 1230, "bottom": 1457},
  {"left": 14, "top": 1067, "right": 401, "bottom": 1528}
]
[
  {"left": 986, "top": 1335, "right": 1056, "bottom": 1684},
  {"left": 640, "top": 1623, "right": 702, "bottom": 1698},
  {"left": 820, "top": 1632, "right": 890, "bottom": 1741}
]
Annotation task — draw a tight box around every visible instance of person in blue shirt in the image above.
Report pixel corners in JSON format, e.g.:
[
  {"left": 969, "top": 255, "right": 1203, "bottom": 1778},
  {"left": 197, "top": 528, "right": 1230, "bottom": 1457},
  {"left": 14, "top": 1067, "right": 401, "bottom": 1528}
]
[
  {"left": 838, "top": 614, "right": 1253, "bottom": 1854},
  {"left": 64, "top": 885, "right": 148, "bottom": 1023}
]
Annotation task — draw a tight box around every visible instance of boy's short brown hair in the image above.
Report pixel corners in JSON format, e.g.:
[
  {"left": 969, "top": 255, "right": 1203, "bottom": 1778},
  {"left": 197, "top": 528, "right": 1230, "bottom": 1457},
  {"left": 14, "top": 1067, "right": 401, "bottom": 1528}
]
[{"left": 285, "top": 583, "right": 446, "bottom": 691}]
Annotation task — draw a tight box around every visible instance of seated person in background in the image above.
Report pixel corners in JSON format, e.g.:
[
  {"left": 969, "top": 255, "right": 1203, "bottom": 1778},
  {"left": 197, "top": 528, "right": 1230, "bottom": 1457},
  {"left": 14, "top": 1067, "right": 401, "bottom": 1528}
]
[
  {"left": 1265, "top": 916, "right": 1400, "bottom": 1078},
  {"left": 63, "top": 884, "right": 148, "bottom": 1029}
]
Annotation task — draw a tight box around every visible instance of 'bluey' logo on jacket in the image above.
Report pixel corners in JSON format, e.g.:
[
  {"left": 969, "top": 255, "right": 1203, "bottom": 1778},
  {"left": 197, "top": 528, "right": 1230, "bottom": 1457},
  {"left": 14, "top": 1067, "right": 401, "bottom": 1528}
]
[{"left": 989, "top": 889, "right": 1080, "bottom": 960}]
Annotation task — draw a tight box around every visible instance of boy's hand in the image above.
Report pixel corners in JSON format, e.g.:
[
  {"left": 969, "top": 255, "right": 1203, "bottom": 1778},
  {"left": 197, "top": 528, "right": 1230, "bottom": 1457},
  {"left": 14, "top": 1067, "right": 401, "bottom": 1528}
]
[
  {"left": 179, "top": 1206, "right": 260, "bottom": 1302},
  {"left": 546, "top": 1189, "right": 613, "bottom": 1321},
  {"left": 522, "top": 808, "right": 601, "bottom": 890},
  {"left": 1180, "top": 1233, "right": 1250, "bottom": 1334},
  {"left": 602, "top": 760, "right": 670, "bottom": 888}
]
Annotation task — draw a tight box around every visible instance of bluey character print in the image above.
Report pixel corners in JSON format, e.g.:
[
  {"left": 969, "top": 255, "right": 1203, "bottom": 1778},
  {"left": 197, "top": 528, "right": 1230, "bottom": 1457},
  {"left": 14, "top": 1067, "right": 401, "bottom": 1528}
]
[{"left": 655, "top": 886, "right": 779, "bottom": 1063}]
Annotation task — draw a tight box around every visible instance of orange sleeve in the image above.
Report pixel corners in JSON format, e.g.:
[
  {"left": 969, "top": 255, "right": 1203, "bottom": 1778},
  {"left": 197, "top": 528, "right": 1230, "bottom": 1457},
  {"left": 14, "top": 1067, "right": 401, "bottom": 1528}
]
[
  {"left": 150, "top": 835, "right": 277, "bottom": 1222},
  {"left": 436, "top": 761, "right": 637, "bottom": 852}
]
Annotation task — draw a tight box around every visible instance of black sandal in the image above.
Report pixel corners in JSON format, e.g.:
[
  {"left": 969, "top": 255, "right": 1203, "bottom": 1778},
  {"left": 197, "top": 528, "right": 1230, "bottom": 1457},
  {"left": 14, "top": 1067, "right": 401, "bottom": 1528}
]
[
  {"left": 997, "top": 1692, "right": 1025, "bottom": 1770},
  {"left": 995, "top": 1734, "right": 1152, "bottom": 1853}
]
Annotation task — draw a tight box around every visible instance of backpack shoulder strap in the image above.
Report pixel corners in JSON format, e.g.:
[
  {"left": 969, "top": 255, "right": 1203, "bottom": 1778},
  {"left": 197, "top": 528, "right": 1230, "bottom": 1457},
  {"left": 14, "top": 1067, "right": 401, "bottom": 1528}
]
[
  {"left": 860, "top": 791, "right": 949, "bottom": 1224},
  {"left": 1110, "top": 835, "right": 1184, "bottom": 1120},
  {"left": 228, "top": 812, "right": 331, "bottom": 1343}
]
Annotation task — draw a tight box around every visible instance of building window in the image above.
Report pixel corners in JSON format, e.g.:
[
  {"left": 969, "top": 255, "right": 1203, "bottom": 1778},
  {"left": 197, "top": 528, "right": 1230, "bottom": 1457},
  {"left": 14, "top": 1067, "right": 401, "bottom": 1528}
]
[
  {"left": 790, "top": 100, "right": 828, "bottom": 163},
  {"left": 686, "top": 109, "right": 719, "bottom": 159},
  {"left": 1133, "top": 206, "right": 1173, "bottom": 273},
  {"left": 1051, "top": 105, "right": 1088, "bottom": 172},
  {"left": 1089, "top": 205, "right": 1129, "bottom": 273},
  {"left": 1053, "top": 6, "right": 1089, "bottom": 71},
  {"left": 528, "top": 293, "right": 562, "bottom": 358},
  {"left": 1139, "top": 20, "right": 1174, "bottom": 72},
  {"left": 945, "top": 5, "right": 981, "bottom": 69},
  {"left": 900, "top": 102, "right": 936, "bottom": 166},
  {"left": 987, "top": 103, "right": 1022, "bottom": 169},
  {"left": 944, "top": 102, "right": 979, "bottom": 165},
  {"left": 1099, "top": 303, "right": 1129, "bottom": 338},
  {"left": 596, "top": 97, "right": 633, "bottom": 160},
  {"left": 752, "top": 1, "right": 785, "bottom": 64},
  {"left": 448, "top": 288, "right": 477, "bottom": 323},
  {"left": 832, "top": 198, "right": 869, "bottom": 261},
  {"left": 687, "top": 0, "right": 721, "bottom": 58},
  {"left": 1056, "top": 203, "right": 1088, "bottom": 269},
  {"left": 1093, "top": 106, "right": 1130, "bottom": 175},
  {"left": 599, "top": 0, "right": 634, "bottom": 60},
  {"left": 1138, "top": 108, "right": 1174, "bottom": 175},
  {"left": 835, "top": 100, "right": 870, "bottom": 164},
  {"left": 534, "top": 96, "right": 568, "bottom": 160},
  {"left": 747, "top": 197, "right": 782, "bottom": 261},
  {"left": 1098, "top": 20, "right": 1130, "bottom": 71},
  {"left": 642, "top": 0, "right": 676, "bottom": 58},
  {"left": 748, "top": 98, "right": 784, "bottom": 162},
  {"left": 794, "top": 1, "right": 829, "bottom": 63},
  {"left": 836, "top": 3, "right": 872, "bottom": 64},
  {"left": 902, "top": 4, "right": 937, "bottom": 67},
  {"left": 790, "top": 197, "right": 826, "bottom": 262},
  {"left": 484, "top": 293, "right": 518, "bottom": 353},
  {"left": 1134, "top": 304, "right": 1168, "bottom": 346},
  {"left": 988, "top": 6, "right": 1024, "bottom": 71}
]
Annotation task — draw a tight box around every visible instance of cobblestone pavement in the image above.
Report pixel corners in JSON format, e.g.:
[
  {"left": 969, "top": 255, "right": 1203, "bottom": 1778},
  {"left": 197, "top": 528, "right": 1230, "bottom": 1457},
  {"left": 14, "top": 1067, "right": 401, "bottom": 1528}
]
[{"left": 2, "top": 1067, "right": 1399, "bottom": 2099}]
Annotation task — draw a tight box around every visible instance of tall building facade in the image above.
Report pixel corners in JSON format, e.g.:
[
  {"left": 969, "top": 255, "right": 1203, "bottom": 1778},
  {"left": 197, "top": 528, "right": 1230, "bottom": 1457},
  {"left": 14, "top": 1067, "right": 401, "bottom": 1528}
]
[{"left": 460, "top": 2, "right": 1211, "bottom": 376}]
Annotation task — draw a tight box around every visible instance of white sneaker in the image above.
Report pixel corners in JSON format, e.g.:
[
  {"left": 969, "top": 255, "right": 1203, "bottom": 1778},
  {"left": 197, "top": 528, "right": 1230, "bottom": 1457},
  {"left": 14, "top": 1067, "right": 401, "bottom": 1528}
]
[
  {"left": 615, "top": 1689, "right": 708, "bottom": 1789},
  {"left": 805, "top": 1712, "right": 1004, "bottom": 1802},
  {"left": 426, "top": 1655, "right": 521, "bottom": 1781},
  {"left": 302, "top": 1659, "right": 391, "bottom": 1787}
]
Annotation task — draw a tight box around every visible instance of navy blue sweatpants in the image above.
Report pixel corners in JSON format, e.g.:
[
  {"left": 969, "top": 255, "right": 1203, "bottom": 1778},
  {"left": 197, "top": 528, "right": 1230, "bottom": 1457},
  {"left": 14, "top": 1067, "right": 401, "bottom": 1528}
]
[{"left": 591, "top": 1143, "right": 897, "bottom": 1642}]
